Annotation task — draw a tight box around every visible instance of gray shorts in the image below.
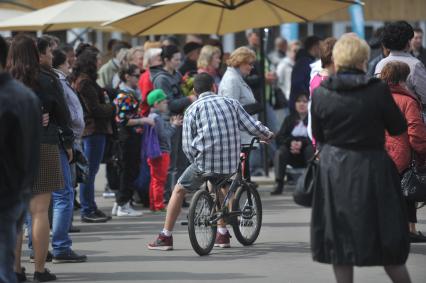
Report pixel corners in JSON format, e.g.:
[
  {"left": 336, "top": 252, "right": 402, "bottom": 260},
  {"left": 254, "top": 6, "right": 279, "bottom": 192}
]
[{"left": 177, "top": 164, "right": 229, "bottom": 192}]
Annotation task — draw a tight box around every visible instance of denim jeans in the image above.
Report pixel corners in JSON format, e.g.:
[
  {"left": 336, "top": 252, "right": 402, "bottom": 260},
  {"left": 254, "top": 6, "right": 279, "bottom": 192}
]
[
  {"left": 80, "top": 134, "right": 106, "bottom": 216},
  {"left": 0, "top": 201, "right": 26, "bottom": 283},
  {"left": 51, "top": 149, "right": 74, "bottom": 255},
  {"left": 27, "top": 150, "right": 74, "bottom": 256}
]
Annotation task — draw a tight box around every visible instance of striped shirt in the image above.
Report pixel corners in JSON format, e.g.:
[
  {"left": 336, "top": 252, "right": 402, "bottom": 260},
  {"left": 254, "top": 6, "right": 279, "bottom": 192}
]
[{"left": 183, "top": 92, "right": 272, "bottom": 174}]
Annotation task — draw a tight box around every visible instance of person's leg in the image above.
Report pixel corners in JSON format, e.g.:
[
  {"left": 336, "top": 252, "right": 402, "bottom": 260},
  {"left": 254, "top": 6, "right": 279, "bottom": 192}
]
[
  {"left": 272, "top": 145, "right": 291, "bottom": 195},
  {"left": 80, "top": 135, "right": 106, "bottom": 218},
  {"left": 51, "top": 150, "right": 73, "bottom": 256},
  {"left": 164, "top": 184, "right": 186, "bottom": 231},
  {"left": 332, "top": 265, "right": 353, "bottom": 283},
  {"left": 406, "top": 200, "right": 417, "bottom": 233},
  {"left": 149, "top": 153, "right": 170, "bottom": 211},
  {"left": 116, "top": 134, "right": 142, "bottom": 217},
  {"left": 384, "top": 265, "right": 411, "bottom": 283},
  {"left": 0, "top": 202, "right": 25, "bottom": 283},
  {"left": 164, "top": 128, "right": 180, "bottom": 203},
  {"left": 149, "top": 164, "right": 203, "bottom": 250},
  {"left": 30, "top": 193, "right": 52, "bottom": 273},
  {"left": 14, "top": 231, "right": 23, "bottom": 274}
]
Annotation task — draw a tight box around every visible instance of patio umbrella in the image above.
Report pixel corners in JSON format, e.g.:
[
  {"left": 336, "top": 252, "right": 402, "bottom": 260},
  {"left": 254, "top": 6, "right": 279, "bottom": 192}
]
[
  {"left": 104, "top": 0, "right": 359, "bottom": 36},
  {"left": 0, "top": 0, "right": 63, "bottom": 11},
  {"left": 0, "top": 0, "right": 144, "bottom": 31}
]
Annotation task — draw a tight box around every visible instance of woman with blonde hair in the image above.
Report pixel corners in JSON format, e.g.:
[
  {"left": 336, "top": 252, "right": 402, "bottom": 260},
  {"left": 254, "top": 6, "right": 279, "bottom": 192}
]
[
  {"left": 310, "top": 34, "right": 411, "bottom": 282},
  {"left": 197, "top": 45, "right": 221, "bottom": 86}
]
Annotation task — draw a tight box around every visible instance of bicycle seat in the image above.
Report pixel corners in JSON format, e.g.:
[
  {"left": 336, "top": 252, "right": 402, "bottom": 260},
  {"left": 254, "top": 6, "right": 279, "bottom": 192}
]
[{"left": 201, "top": 172, "right": 228, "bottom": 180}]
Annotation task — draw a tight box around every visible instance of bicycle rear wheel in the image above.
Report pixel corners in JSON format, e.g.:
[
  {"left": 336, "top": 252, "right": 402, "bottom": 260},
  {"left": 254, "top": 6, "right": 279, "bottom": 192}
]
[
  {"left": 188, "top": 190, "right": 217, "bottom": 256},
  {"left": 231, "top": 185, "right": 262, "bottom": 245}
]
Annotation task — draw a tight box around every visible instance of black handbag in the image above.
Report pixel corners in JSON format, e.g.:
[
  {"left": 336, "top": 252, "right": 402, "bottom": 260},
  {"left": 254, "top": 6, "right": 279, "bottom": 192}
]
[
  {"left": 293, "top": 151, "right": 320, "bottom": 207},
  {"left": 74, "top": 147, "right": 89, "bottom": 184},
  {"left": 401, "top": 157, "right": 426, "bottom": 202}
]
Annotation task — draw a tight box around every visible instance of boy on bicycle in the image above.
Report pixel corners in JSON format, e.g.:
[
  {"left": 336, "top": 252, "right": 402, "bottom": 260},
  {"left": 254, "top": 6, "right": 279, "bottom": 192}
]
[{"left": 148, "top": 73, "right": 274, "bottom": 250}]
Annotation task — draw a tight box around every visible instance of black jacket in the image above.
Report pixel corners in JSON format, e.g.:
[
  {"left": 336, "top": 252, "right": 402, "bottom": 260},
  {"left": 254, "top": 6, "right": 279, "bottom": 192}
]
[
  {"left": 35, "top": 68, "right": 74, "bottom": 149},
  {"left": 289, "top": 49, "right": 315, "bottom": 111},
  {"left": 0, "top": 73, "right": 42, "bottom": 210},
  {"left": 276, "top": 113, "right": 310, "bottom": 147},
  {"left": 178, "top": 58, "right": 197, "bottom": 76},
  {"left": 311, "top": 69, "right": 406, "bottom": 149}
]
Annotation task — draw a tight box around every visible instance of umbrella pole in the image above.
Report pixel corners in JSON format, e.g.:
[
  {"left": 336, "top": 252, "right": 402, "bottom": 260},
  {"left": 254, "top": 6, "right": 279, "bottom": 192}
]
[{"left": 260, "top": 28, "right": 269, "bottom": 177}]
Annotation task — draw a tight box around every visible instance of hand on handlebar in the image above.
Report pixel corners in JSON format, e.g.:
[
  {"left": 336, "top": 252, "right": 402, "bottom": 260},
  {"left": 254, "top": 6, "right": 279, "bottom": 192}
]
[{"left": 260, "top": 132, "right": 275, "bottom": 144}]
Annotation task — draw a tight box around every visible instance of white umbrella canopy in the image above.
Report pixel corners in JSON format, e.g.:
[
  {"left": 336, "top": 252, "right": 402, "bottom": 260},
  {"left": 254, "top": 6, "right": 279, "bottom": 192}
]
[
  {"left": 0, "top": 8, "right": 27, "bottom": 20},
  {"left": 0, "top": 0, "right": 144, "bottom": 31},
  {"left": 105, "top": 0, "right": 360, "bottom": 36},
  {"left": 0, "top": 0, "right": 63, "bottom": 11}
]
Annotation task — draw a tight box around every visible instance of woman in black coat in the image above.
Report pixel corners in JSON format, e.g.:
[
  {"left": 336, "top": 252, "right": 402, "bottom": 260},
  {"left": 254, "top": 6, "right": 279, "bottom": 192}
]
[
  {"left": 271, "top": 93, "right": 314, "bottom": 195},
  {"left": 310, "top": 35, "right": 411, "bottom": 282}
]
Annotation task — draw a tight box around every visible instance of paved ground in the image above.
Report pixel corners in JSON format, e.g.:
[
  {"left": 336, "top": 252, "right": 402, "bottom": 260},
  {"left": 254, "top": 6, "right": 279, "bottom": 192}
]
[{"left": 21, "top": 167, "right": 426, "bottom": 283}]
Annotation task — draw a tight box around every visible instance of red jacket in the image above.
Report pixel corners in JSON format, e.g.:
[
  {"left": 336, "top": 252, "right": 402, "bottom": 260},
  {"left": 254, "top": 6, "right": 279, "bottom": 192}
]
[
  {"left": 138, "top": 69, "right": 153, "bottom": 117},
  {"left": 385, "top": 84, "right": 426, "bottom": 173}
]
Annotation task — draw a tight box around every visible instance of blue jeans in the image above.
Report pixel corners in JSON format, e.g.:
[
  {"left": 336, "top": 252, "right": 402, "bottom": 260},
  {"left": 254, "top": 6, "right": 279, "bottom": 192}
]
[
  {"left": 0, "top": 201, "right": 26, "bottom": 283},
  {"left": 51, "top": 149, "right": 74, "bottom": 255},
  {"left": 27, "top": 150, "right": 74, "bottom": 256},
  {"left": 80, "top": 134, "right": 106, "bottom": 216}
]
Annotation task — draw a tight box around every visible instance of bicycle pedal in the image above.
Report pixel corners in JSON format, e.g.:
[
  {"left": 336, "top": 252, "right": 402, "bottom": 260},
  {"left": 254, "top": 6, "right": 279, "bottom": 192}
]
[{"left": 181, "top": 221, "right": 188, "bottom": 226}]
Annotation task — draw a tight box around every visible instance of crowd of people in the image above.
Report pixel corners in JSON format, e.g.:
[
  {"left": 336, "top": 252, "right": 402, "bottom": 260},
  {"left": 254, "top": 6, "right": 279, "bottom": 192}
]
[{"left": 1, "top": 20, "right": 426, "bottom": 283}]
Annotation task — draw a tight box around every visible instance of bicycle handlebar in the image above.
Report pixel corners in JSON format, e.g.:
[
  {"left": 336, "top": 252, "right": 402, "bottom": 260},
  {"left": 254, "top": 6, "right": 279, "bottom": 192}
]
[{"left": 241, "top": 137, "right": 260, "bottom": 152}]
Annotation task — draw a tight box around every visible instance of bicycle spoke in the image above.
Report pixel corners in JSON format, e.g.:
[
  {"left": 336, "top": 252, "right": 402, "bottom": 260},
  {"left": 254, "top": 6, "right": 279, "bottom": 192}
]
[
  {"left": 194, "top": 197, "right": 214, "bottom": 248},
  {"left": 238, "top": 193, "right": 258, "bottom": 239}
]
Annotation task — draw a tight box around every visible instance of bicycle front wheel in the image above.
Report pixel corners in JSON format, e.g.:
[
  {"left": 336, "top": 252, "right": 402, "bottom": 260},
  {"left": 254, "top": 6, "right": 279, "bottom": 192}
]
[
  {"left": 231, "top": 185, "right": 262, "bottom": 246},
  {"left": 188, "top": 190, "right": 217, "bottom": 256}
]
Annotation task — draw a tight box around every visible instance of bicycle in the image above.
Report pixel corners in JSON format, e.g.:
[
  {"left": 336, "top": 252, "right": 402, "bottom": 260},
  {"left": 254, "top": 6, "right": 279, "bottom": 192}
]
[{"left": 187, "top": 137, "right": 262, "bottom": 256}]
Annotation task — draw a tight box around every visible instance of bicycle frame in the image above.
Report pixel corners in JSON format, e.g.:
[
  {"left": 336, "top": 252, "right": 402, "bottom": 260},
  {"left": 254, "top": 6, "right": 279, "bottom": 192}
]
[{"left": 207, "top": 137, "right": 260, "bottom": 224}]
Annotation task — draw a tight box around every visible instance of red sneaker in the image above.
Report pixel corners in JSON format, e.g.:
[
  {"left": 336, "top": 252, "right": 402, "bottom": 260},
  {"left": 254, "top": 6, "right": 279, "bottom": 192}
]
[
  {"left": 148, "top": 234, "right": 173, "bottom": 251},
  {"left": 214, "top": 231, "right": 231, "bottom": 248}
]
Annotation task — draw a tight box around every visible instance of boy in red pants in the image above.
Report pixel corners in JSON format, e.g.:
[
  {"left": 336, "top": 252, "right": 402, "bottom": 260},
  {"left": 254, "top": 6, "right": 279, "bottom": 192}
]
[{"left": 147, "top": 89, "right": 183, "bottom": 212}]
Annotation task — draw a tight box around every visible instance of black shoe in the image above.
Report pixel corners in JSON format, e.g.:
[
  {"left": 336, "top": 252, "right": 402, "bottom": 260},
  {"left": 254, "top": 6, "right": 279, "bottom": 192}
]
[
  {"left": 95, "top": 209, "right": 112, "bottom": 221},
  {"left": 52, "top": 250, "right": 87, "bottom": 263},
  {"left": 81, "top": 212, "right": 109, "bottom": 223},
  {"left": 30, "top": 251, "right": 53, "bottom": 263},
  {"left": 15, "top": 267, "right": 27, "bottom": 282},
  {"left": 69, "top": 225, "right": 80, "bottom": 233},
  {"left": 33, "top": 268, "right": 56, "bottom": 282},
  {"left": 271, "top": 182, "right": 283, "bottom": 195},
  {"left": 410, "top": 231, "right": 426, "bottom": 243}
]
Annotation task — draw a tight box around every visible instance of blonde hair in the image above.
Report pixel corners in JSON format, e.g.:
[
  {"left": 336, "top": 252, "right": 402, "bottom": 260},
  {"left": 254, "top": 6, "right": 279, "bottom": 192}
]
[
  {"left": 226, "top": 47, "right": 256, "bottom": 68},
  {"left": 143, "top": 41, "right": 162, "bottom": 51},
  {"left": 127, "top": 46, "right": 144, "bottom": 63},
  {"left": 332, "top": 34, "right": 370, "bottom": 71},
  {"left": 197, "top": 45, "right": 221, "bottom": 69}
]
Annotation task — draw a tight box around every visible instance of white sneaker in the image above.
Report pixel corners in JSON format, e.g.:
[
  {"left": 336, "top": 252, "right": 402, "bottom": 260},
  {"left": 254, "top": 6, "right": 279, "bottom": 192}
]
[
  {"left": 117, "top": 203, "right": 143, "bottom": 217},
  {"left": 111, "top": 202, "right": 118, "bottom": 216}
]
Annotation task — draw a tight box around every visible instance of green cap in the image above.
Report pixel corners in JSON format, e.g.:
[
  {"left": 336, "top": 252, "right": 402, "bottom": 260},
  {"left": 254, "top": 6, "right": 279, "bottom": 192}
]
[{"left": 147, "top": 89, "right": 167, "bottom": 106}]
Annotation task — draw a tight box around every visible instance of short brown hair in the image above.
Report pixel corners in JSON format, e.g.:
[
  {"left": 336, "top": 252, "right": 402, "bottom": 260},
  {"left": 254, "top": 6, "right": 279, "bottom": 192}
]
[
  {"left": 380, "top": 61, "right": 410, "bottom": 84},
  {"left": 320, "top": 37, "right": 337, "bottom": 68},
  {"left": 226, "top": 47, "right": 256, "bottom": 68}
]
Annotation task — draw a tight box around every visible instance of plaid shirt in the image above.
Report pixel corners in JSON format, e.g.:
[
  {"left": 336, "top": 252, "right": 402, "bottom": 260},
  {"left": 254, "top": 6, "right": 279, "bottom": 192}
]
[{"left": 183, "top": 92, "right": 272, "bottom": 174}]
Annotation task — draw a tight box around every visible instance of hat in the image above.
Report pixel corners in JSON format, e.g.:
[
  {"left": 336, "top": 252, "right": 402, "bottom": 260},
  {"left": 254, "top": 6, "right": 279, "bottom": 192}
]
[
  {"left": 183, "top": 42, "right": 202, "bottom": 55},
  {"left": 147, "top": 89, "right": 167, "bottom": 106}
]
